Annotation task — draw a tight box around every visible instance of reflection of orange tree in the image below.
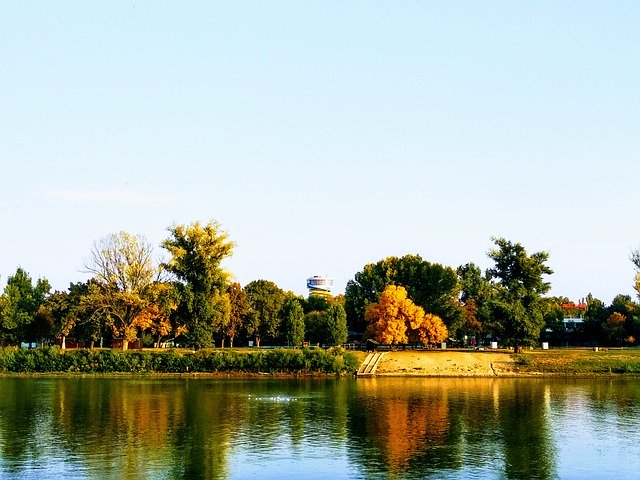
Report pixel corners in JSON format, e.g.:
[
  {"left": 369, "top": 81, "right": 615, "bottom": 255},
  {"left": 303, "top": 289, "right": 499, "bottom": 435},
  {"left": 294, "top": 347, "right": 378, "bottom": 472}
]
[{"left": 357, "top": 380, "right": 450, "bottom": 475}]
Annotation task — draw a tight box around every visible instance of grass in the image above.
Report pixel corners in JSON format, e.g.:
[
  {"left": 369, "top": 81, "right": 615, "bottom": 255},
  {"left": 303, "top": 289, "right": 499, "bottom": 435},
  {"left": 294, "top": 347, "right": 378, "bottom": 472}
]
[{"left": 512, "top": 348, "right": 640, "bottom": 375}]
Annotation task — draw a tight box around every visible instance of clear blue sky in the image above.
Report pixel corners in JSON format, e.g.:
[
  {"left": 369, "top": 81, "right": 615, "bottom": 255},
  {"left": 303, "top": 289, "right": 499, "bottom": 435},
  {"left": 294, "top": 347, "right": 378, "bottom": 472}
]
[{"left": 2, "top": 1, "right": 639, "bottom": 304}]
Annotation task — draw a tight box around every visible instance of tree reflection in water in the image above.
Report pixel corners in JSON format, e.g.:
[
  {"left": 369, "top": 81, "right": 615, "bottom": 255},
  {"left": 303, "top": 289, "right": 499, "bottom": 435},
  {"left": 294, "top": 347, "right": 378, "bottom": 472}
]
[
  {"left": 348, "top": 378, "right": 556, "bottom": 479},
  {"left": 1, "top": 377, "right": 640, "bottom": 479}
]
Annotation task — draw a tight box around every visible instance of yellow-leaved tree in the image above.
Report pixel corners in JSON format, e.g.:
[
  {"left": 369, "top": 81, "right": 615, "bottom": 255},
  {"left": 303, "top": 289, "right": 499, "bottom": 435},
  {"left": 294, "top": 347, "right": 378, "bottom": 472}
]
[{"left": 365, "top": 285, "right": 448, "bottom": 346}]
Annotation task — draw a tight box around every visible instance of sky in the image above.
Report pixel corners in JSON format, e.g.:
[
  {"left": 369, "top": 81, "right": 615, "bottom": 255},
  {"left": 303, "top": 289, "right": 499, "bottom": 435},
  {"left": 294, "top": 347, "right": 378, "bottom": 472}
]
[{"left": 2, "top": 1, "right": 640, "bottom": 304}]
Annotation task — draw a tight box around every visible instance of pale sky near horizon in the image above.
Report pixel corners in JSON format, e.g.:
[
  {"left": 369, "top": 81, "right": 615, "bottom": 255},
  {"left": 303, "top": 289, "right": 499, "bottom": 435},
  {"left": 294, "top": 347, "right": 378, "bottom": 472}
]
[{"left": 2, "top": 1, "right": 639, "bottom": 304}]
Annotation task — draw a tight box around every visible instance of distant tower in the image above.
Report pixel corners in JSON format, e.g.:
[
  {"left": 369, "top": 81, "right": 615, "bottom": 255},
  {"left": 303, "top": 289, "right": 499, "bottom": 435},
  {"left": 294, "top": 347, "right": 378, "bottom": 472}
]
[{"left": 306, "top": 275, "right": 333, "bottom": 298}]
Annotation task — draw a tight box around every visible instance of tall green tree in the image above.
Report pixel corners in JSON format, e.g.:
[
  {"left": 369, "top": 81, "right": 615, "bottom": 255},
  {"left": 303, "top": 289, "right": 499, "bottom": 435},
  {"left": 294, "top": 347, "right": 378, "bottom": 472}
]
[
  {"left": 244, "top": 280, "right": 285, "bottom": 347},
  {"left": 226, "top": 282, "right": 248, "bottom": 348},
  {"left": 325, "top": 303, "right": 348, "bottom": 346},
  {"left": 83, "top": 232, "right": 157, "bottom": 350},
  {"left": 0, "top": 267, "right": 51, "bottom": 345},
  {"left": 583, "top": 293, "right": 607, "bottom": 344},
  {"left": 345, "top": 254, "right": 461, "bottom": 334},
  {"left": 487, "top": 237, "right": 553, "bottom": 352},
  {"left": 281, "top": 297, "right": 305, "bottom": 346},
  {"left": 161, "top": 221, "right": 235, "bottom": 349}
]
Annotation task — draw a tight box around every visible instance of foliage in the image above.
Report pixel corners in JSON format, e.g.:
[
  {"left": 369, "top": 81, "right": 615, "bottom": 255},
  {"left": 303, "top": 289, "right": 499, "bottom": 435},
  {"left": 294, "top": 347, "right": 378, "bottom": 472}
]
[
  {"left": 487, "top": 238, "right": 552, "bottom": 352},
  {"left": 0, "top": 346, "right": 358, "bottom": 375},
  {"left": 603, "top": 312, "right": 626, "bottom": 345},
  {"left": 133, "top": 282, "right": 179, "bottom": 347},
  {"left": 365, "top": 285, "right": 447, "bottom": 346},
  {"left": 457, "top": 263, "right": 496, "bottom": 338},
  {"left": 345, "top": 255, "right": 461, "bottom": 334},
  {"left": 304, "top": 311, "right": 326, "bottom": 345},
  {"left": 226, "top": 282, "right": 248, "bottom": 347},
  {"left": 325, "top": 303, "right": 348, "bottom": 346},
  {"left": 161, "top": 221, "right": 235, "bottom": 349},
  {"left": 632, "top": 247, "right": 640, "bottom": 299},
  {"left": 244, "top": 280, "right": 286, "bottom": 346},
  {"left": 0, "top": 268, "right": 51, "bottom": 344},
  {"left": 281, "top": 297, "right": 305, "bottom": 346},
  {"left": 582, "top": 294, "right": 608, "bottom": 343},
  {"left": 83, "top": 232, "right": 159, "bottom": 350},
  {"left": 303, "top": 300, "right": 348, "bottom": 346},
  {"left": 162, "top": 221, "right": 234, "bottom": 292}
]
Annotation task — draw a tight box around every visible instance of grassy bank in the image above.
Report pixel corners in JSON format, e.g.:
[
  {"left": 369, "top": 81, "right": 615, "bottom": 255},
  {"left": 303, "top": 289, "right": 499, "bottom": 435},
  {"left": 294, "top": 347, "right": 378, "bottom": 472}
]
[
  {"left": 0, "top": 346, "right": 360, "bottom": 376},
  {"left": 513, "top": 348, "right": 640, "bottom": 375}
]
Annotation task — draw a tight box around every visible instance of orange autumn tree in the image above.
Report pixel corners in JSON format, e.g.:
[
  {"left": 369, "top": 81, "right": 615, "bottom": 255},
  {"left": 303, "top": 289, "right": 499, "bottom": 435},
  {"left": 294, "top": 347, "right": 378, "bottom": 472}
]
[
  {"left": 133, "top": 282, "right": 182, "bottom": 347},
  {"left": 365, "top": 285, "right": 448, "bottom": 346}
]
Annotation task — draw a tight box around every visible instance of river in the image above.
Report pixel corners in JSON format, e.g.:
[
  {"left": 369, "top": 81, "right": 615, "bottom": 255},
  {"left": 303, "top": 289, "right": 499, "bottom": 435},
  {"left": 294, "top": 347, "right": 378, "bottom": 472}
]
[{"left": 0, "top": 376, "right": 638, "bottom": 479}]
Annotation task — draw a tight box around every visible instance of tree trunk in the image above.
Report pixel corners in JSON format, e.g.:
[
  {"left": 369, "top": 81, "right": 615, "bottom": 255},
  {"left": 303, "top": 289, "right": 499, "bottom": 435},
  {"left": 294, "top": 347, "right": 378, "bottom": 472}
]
[
  {"left": 61, "top": 336, "right": 66, "bottom": 350},
  {"left": 229, "top": 337, "right": 234, "bottom": 348},
  {"left": 122, "top": 339, "right": 128, "bottom": 351},
  {"left": 156, "top": 334, "right": 162, "bottom": 348},
  {"left": 255, "top": 337, "right": 261, "bottom": 347},
  {"left": 90, "top": 339, "right": 95, "bottom": 350},
  {"left": 220, "top": 338, "right": 225, "bottom": 348}
]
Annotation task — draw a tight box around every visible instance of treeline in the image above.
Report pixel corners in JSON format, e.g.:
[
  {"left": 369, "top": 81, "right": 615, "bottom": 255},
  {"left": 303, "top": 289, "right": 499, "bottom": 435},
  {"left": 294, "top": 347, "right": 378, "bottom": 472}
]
[
  {"left": 0, "top": 223, "right": 348, "bottom": 351},
  {"left": 1, "top": 222, "right": 640, "bottom": 352},
  {"left": 345, "top": 238, "right": 640, "bottom": 351}
]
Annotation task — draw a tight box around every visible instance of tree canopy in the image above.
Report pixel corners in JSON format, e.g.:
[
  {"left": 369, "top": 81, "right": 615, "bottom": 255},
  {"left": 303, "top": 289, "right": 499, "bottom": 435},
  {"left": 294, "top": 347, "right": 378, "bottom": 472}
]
[
  {"left": 487, "top": 237, "right": 553, "bottom": 352},
  {"left": 161, "top": 221, "right": 235, "bottom": 349},
  {"left": 365, "top": 285, "right": 448, "bottom": 346},
  {"left": 345, "top": 254, "right": 461, "bottom": 334},
  {"left": 83, "top": 232, "right": 159, "bottom": 350},
  {"left": 0, "top": 267, "right": 51, "bottom": 344},
  {"left": 244, "top": 279, "right": 286, "bottom": 347}
]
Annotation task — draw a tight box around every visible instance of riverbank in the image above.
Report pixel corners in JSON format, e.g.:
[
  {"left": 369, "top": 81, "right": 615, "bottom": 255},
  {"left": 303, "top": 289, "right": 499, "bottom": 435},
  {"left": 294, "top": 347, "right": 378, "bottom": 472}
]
[
  {"left": 3, "top": 347, "right": 640, "bottom": 377},
  {"left": 371, "top": 348, "right": 640, "bottom": 377}
]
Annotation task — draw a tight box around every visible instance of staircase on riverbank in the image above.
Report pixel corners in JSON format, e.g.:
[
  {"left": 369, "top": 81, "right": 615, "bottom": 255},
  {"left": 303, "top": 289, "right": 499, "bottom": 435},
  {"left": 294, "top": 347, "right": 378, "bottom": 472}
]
[{"left": 357, "top": 352, "right": 386, "bottom": 377}]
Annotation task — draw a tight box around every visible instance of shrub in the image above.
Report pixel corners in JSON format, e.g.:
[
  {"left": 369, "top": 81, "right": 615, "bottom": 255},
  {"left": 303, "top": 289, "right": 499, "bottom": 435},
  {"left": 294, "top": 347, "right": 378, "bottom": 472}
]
[{"left": 0, "top": 346, "right": 357, "bottom": 375}]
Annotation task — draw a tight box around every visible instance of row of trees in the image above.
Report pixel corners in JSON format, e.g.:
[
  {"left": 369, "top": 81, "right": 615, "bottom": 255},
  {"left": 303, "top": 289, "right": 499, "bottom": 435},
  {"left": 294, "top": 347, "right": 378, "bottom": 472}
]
[
  {"left": 2, "top": 222, "right": 640, "bottom": 351},
  {"left": 0, "top": 222, "right": 347, "bottom": 350},
  {"left": 346, "top": 238, "right": 640, "bottom": 351}
]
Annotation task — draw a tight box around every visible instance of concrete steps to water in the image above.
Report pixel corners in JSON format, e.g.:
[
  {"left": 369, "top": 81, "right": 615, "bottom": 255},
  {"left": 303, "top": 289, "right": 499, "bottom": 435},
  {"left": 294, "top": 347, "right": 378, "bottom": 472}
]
[{"left": 357, "top": 352, "right": 385, "bottom": 377}]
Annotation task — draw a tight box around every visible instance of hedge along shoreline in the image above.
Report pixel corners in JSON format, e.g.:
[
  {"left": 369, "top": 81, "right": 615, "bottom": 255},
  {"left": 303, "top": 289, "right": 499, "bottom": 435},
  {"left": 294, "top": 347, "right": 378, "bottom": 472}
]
[{"left": 0, "top": 346, "right": 360, "bottom": 375}]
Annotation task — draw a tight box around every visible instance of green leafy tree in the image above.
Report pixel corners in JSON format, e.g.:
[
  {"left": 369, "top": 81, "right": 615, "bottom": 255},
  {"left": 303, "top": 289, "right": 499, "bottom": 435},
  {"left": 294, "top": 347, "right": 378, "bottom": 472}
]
[
  {"left": 281, "top": 297, "right": 305, "bottom": 346},
  {"left": 226, "top": 282, "right": 249, "bottom": 348},
  {"left": 67, "top": 281, "right": 107, "bottom": 348},
  {"left": 325, "top": 303, "right": 348, "bottom": 346},
  {"left": 244, "top": 280, "right": 285, "bottom": 347},
  {"left": 83, "top": 232, "right": 158, "bottom": 350},
  {"left": 303, "top": 295, "right": 330, "bottom": 314},
  {"left": 345, "top": 254, "right": 461, "bottom": 334},
  {"left": 161, "top": 220, "right": 235, "bottom": 349},
  {"left": 304, "top": 311, "right": 326, "bottom": 345},
  {"left": 457, "top": 263, "right": 497, "bottom": 343},
  {"left": 583, "top": 293, "right": 608, "bottom": 344},
  {"left": 606, "top": 294, "right": 637, "bottom": 345},
  {"left": 0, "top": 267, "right": 51, "bottom": 345},
  {"left": 541, "top": 296, "right": 571, "bottom": 346},
  {"left": 487, "top": 237, "right": 553, "bottom": 352},
  {"left": 603, "top": 312, "right": 626, "bottom": 346}
]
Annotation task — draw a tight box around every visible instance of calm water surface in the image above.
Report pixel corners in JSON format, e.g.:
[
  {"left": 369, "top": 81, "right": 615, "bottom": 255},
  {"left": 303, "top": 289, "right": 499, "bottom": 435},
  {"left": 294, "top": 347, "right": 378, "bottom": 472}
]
[{"left": 0, "top": 376, "right": 638, "bottom": 479}]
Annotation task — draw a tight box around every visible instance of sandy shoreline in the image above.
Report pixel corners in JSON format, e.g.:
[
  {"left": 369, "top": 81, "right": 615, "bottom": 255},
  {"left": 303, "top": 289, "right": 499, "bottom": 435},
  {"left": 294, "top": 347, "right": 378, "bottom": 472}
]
[{"left": 373, "top": 350, "right": 517, "bottom": 377}]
